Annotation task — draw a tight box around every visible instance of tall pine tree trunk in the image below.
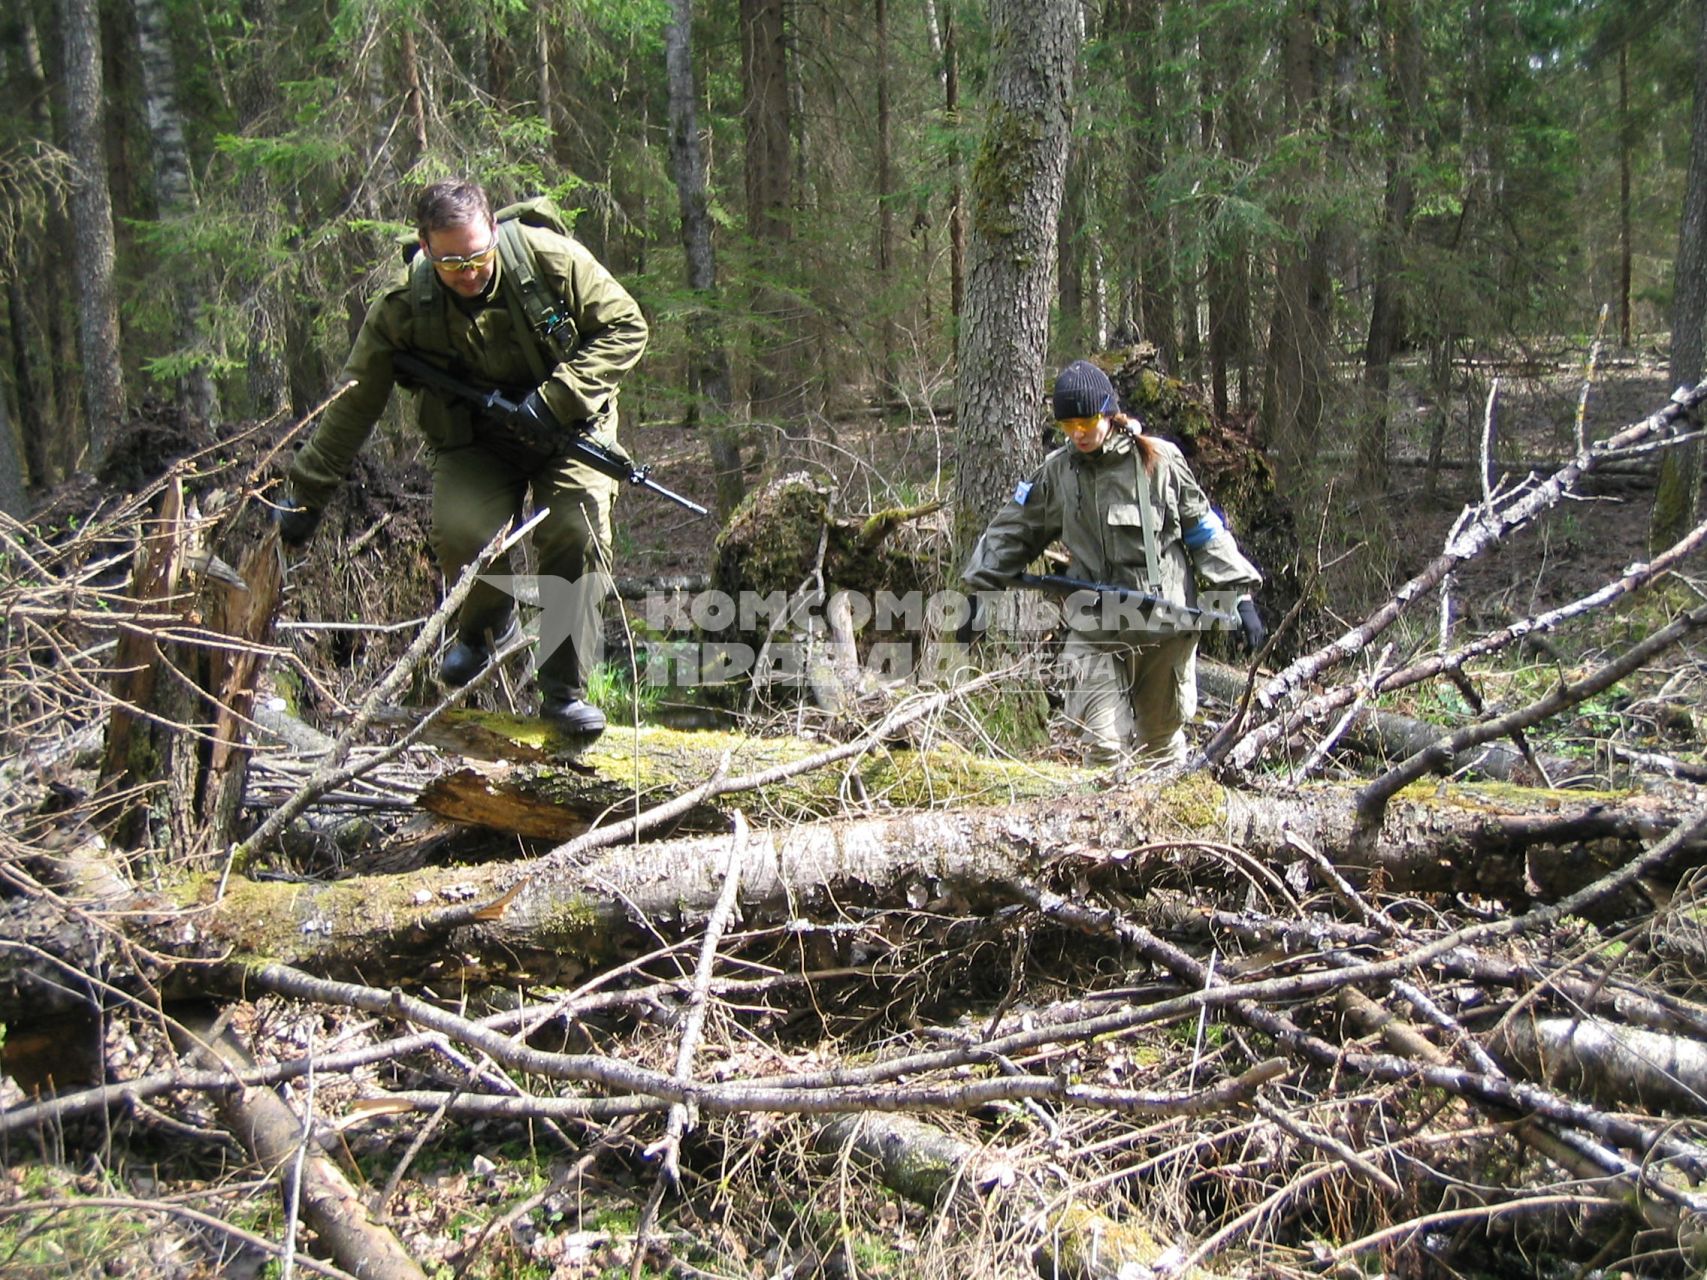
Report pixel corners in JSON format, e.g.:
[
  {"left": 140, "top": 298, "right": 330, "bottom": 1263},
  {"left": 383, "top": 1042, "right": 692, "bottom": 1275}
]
[
  {"left": 741, "top": 0, "right": 799, "bottom": 427},
  {"left": 12, "top": 6, "right": 66, "bottom": 484},
  {"left": 0, "top": 384, "right": 23, "bottom": 515},
  {"left": 237, "top": 0, "right": 289, "bottom": 418},
  {"left": 1122, "top": 0, "right": 1176, "bottom": 366},
  {"left": 952, "top": 0, "right": 1079, "bottom": 555},
  {"left": 1359, "top": 0, "right": 1423, "bottom": 492},
  {"left": 1202, "top": 10, "right": 1254, "bottom": 419},
  {"left": 1654, "top": 0, "right": 1707, "bottom": 550},
  {"left": 665, "top": 0, "right": 744, "bottom": 517},
  {"left": 134, "top": 0, "right": 219, "bottom": 422},
  {"left": 1619, "top": 43, "right": 1633, "bottom": 349},
  {"left": 62, "top": 0, "right": 128, "bottom": 463},
  {"left": 931, "top": 0, "right": 966, "bottom": 324},
  {"left": 875, "top": 0, "right": 897, "bottom": 395},
  {"left": 1261, "top": 1, "right": 1331, "bottom": 476}
]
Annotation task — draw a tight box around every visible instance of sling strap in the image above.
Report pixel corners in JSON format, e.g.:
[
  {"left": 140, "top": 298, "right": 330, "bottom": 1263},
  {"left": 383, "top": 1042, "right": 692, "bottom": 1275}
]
[{"left": 406, "top": 197, "right": 579, "bottom": 382}]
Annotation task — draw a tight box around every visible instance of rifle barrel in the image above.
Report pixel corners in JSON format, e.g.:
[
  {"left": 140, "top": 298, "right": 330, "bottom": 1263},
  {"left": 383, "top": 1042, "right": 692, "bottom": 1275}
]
[{"left": 1013, "top": 573, "right": 1237, "bottom": 627}]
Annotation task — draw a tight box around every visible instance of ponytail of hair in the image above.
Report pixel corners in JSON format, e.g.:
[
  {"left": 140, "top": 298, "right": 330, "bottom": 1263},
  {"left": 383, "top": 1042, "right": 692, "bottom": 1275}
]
[{"left": 1111, "top": 413, "right": 1158, "bottom": 472}]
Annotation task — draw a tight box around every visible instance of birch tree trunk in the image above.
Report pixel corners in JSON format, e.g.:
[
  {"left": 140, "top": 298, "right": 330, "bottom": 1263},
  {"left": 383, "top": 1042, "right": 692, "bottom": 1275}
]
[
  {"left": 952, "top": 0, "right": 1079, "bottom": 556},
  {"left": 61, "top": 0, "right": 128, "bottom": 462},
  {"left": 9, "top": 774, "right": 1696, "bottom": 1024}
]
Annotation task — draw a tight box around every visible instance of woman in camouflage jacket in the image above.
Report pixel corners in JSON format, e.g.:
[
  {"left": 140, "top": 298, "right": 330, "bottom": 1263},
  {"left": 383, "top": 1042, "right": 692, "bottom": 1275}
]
[{"left": 962, "top": 360, "right": 1265, "bottom": 764}]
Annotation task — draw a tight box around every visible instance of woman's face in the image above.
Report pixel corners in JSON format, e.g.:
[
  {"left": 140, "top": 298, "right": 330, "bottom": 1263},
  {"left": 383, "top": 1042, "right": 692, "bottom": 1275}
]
[{"left": 1056, "top": 414, "right": 1112, "bottom": 453}]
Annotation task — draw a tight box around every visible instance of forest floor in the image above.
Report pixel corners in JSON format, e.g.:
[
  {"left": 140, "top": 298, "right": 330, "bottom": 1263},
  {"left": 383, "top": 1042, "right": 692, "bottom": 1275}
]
[{"left": 4, "top": 349, "right": 1704, "bottom": 1280}]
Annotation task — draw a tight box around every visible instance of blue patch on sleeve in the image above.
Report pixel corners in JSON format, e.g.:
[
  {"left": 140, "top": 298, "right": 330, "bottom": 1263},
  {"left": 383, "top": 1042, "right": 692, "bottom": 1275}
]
[
  {"left": 1013, "top": 481, "right": 1033, "bottom": 505},
  {"left": 1183, "top": 509, "right": 1225, "bottom": 549}
]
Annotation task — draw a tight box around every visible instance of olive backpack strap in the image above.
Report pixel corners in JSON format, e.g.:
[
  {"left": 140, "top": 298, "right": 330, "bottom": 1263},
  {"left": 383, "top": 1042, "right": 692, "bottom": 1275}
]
[
  {"left": 1134, "top": 461, "right": 1163, "bottom": 593},
  {"left": 408, "top": 246, "right": 451, "bottom": 356},
  {"left": 494, "top": 220, "right": 553, "bottom": 383},
  {"left": 493, "top": 206, "right": 579, "bottom": 376},
  {"left": 1120, "top": 426, "right": 1164, "bottom": 593}
]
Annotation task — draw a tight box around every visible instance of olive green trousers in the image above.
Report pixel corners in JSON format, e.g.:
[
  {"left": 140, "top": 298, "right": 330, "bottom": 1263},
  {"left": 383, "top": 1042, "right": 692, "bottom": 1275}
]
[
  {"left": 430, "top": 442, "right": 616, "bottom": 701},
  {"left": 1060, "top": 631, "right": 1200, "bottom": 766}
]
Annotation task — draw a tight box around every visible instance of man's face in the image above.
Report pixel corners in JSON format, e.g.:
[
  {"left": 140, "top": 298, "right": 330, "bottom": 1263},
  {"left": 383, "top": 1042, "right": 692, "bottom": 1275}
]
[{"left": 421, "top": 218, "right": 499, "bottom": 298}]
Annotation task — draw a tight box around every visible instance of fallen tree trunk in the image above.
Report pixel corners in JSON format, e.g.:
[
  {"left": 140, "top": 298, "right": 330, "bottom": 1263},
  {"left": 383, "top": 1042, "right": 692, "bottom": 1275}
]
[
  {"left": 8, "top": 749, "right": 1703, "bottom": 1022},
  {"left": 171, "top": 1012, "right": 427, "bottom": 1280},
  {"left": 410, "top": 716, "right": 1083, "bottom": 839},
  {"left": 108, "top": 777, "right": 1701, "bottom": 1004},
  {"left": 1489, "top": 1016, "right": 1707, "bottom": 1114}
]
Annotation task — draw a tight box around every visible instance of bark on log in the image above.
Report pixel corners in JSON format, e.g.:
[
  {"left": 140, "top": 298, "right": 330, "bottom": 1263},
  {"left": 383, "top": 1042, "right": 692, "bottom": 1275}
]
[
  {"left": 411, "top": 717, "right": 1081, "bottom": 839},
  {"left": 140, "top": 777, "right": 1704, "bottom": 1003},
  {"left": 172, "top": 1012, "right": 427, "bottom": 1280},
  {"left": 1490, "top": 1016, "right": 1707, "bottom": 1114}
]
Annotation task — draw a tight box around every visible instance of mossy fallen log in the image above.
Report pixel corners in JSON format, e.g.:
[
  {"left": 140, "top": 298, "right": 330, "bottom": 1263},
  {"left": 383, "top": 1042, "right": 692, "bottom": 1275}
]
[
  {"left": 411, "top": 714, "right": 1086, "bottom": 839},
  {"left": 109, "top": 775, "right": 1697, "bottom": 1008}
]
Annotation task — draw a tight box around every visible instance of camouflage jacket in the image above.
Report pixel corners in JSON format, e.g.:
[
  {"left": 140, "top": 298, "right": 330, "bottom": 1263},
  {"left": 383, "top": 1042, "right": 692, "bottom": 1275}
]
[{"left": 962, "top": 427, "right": 1262, "bottom": 615}]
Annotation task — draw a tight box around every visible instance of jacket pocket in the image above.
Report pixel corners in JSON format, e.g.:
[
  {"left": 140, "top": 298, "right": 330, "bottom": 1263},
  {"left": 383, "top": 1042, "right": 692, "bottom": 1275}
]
[{"left": 1105, "top": 503, "right": 1159, "bottom": 585}]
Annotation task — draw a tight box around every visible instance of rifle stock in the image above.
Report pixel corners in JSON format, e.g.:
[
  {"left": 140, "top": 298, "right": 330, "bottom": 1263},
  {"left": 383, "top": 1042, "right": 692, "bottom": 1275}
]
[{"left": 392, "top": 352, "right": 708, "bottom": 517}]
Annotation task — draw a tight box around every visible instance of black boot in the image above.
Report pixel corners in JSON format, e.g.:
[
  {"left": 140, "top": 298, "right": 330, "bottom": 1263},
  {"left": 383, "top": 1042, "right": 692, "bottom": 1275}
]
[
  {"left": 540, "top": 695, "right": 607, "bottom": 736},
  {"left": 439, "top": 617, "right": 520, "bottom": 688}
]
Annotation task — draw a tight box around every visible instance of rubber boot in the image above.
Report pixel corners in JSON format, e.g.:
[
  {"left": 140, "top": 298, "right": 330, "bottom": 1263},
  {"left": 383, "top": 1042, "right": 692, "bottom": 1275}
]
[{"left": 439, "top": 616, "right": 521, "bottom": 688}]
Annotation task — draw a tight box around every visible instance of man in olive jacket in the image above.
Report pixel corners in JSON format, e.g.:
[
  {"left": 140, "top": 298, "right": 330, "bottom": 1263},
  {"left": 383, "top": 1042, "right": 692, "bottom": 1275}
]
[
  {"left": 962, "top": 360, "right": 1264, "bottom": 764},
  {"left": 280, "top": 179, "right": 648, "bottom": 734}
]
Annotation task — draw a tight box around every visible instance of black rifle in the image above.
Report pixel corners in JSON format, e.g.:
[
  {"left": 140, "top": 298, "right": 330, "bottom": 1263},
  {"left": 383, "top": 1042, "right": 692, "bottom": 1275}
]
[
  {"left": 393, "top": 352, "right": 709, "bottom": 517},
  {"left": 1014, "top": 572, "right": 1239, "bottom": 628}
]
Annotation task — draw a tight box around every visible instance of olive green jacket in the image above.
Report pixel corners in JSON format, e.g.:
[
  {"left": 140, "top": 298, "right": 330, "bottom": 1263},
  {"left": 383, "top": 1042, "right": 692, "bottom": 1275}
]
[
  {"left": 289, "top": 223, "right": 648, "bottom": 508},
  {"left": 962, "top": 428, "right": 1262, "bottom": 614}
]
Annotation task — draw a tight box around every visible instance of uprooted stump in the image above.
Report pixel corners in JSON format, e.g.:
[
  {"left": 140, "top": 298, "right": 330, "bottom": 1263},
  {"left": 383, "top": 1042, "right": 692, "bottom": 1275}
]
[{"left": 708, "top": 473, "right": 946, "bottom": 713}]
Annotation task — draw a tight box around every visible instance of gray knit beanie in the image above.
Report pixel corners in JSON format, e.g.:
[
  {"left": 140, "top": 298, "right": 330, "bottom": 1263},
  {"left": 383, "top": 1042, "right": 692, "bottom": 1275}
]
[{"left": 1052, "top": 360, "right": 1118, "bottom": 420}]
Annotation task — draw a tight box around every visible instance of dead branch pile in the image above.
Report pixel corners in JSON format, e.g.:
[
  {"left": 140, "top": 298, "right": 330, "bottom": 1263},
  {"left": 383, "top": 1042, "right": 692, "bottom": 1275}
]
[{"left": 3, "top": 381, "right": 1707, "bottom": 1278}]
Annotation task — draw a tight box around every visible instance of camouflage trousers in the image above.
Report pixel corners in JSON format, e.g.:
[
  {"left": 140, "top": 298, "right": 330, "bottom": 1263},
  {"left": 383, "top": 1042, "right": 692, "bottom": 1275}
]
[
  {"left": 430, "top": 440, "right": 616, "bottom": 701},
  {"left": 1060, "top": 631, "right": 1200, "bottom": 767}
]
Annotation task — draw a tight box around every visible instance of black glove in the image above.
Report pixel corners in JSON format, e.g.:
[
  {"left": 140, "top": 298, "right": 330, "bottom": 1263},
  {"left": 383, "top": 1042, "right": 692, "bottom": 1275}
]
[
  {"left": 503, "top": 388, "right": 563, "bottom": 456},
  {"left": 276, "top": 497, "right": 322, "bottom": 548},
  {"left": 1237, "top": 597, "right": 1266, "bottom": 655}
]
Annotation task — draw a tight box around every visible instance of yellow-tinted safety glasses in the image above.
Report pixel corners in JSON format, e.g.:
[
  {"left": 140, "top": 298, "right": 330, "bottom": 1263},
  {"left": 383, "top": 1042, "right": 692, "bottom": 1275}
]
[
  {"left": 1055, "top": 416, "right": 1104, "bottom": 436},
  {"left": 428, "top": 244, "right": 499, "bottom": 273}
]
